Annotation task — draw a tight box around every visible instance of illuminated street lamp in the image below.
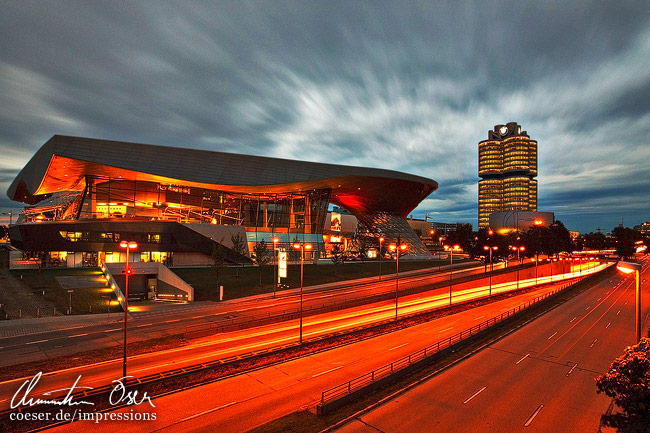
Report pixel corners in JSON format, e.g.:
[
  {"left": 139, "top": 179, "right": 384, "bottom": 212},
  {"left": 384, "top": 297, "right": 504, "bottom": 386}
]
[
  {"left": 616, "top": 261, "right": 643, "bottom": 341},
  {"left": 483, "top": 245, "right": 498, "bottom": 296},
  {"left": 1, "top": 211, "right": 13, "bottom": 225},
  {"left": 388, "top": 240, "right": 408, "bottom": 320},
  {"left": 512, "top": 246, "right": 525, "bottom": 290},
  {"left": 292, "top": 242, "right": 312, "bottom": 343},
  {"left": 444, "top": 245, "right": 461, "bottom": 305},
  {"left": 272, "top": 237, "right": 280, "bottom": 298},
  {"left": 118, "top": 240, "right": 137, "bottom": 381},
  {"left": 378, "top": 236, "right": 385, "bottom": 282}
]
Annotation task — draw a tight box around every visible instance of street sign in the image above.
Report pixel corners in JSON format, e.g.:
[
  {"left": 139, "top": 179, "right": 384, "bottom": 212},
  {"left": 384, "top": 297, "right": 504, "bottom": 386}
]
[
  {"left": 67, "top": 289, "right": 74, "bottom": 293},
  {"left": 278, "top": 250, "right": 287, "bottom": 278}
]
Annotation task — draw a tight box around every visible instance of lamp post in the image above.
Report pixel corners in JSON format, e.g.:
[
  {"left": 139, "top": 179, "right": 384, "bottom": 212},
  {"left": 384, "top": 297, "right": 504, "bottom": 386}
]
[
  {"left": 2, "top": 211, "right": 13, "bottom": 225},
  {"left": 483, "top": 245, "right": 498, "bottom": 296},
  {"left": 512, "top": 246, "right": 525, "bottom": 290},
  {"left": 378, "top": 236, "right": 385, "bottom": 282},
  {"left": 444, "top": 244, "right": 461, "bottom": 306},
  {"left": 292, "top": 242, "right": 312, "bottom": 343},
  {"left": 272, "top": 237, "right": 279, "bottom": 298},
  {"left": 388, "top": 240, "right": 408, "bottom": 320},
  {"left": 617, "top": 261, "right": 643, "bottom": 341},
  {"left": 119, "top": 240, "right": 137, "bottom": 381}
]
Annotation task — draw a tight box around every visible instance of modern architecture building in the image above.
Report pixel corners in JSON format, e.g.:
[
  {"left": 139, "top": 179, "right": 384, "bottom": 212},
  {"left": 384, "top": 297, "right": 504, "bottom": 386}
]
[
  {"left": 488, "top": 210, "right": 554, "bottom": 235},
  {"left": 7, "top": 135, "right": 438, "bottom": 267},
  {"left": 478, "top": 122, "right": 537, "bottom": 228}
]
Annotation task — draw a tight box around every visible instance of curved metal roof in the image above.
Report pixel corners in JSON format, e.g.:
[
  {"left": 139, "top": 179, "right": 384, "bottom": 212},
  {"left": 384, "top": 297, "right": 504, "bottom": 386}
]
[{"left": 8, "top": 135, "right": 437, "bottom": 217}]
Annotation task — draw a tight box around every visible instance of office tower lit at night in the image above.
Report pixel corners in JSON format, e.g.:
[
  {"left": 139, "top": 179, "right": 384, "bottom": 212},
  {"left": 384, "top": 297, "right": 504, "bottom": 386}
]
[{"left": 478, "top": 122, "right": 537, "bottom": 228}]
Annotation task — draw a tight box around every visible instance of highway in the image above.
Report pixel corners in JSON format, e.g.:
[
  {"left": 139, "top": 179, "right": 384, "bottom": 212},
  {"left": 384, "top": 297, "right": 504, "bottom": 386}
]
[
  {"left": 0, "top": 261, "right": 605, "bottom": 412},
  {"left": 335, "top": 258, "right": 649, "bottom": 433},
  {"left": 37, "top": 273, "right": 610, "bottom": 433},
  {"left": 0, "top": 261, "right": 490, "bottom": 365}
]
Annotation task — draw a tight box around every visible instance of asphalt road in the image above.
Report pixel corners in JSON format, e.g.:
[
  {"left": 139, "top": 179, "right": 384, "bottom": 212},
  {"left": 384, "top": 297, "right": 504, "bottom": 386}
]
[
  {"left": 36, "top": 276, "right": 602, "bottom": 433},
  {"left": 335, "top": 258, "right": 649, "bottom": 433}
]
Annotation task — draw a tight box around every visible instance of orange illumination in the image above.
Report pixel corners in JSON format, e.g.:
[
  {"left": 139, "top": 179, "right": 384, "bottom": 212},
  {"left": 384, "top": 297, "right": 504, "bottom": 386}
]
[
  {"left": 617, "top": 266, "right": 634, "bottom": 274},
  {"left": 120, "top": 241, "right": 137, "bottom": 249},
  {"left": 272, "top": 237, "right": 280, "bottom": 244},
  {"left": 379, "top": 237, "right": 385, "bottom": 243},
  {"left": 488, "top": 229, "right": 493, "bottom": 235},
  {"left": 520, "top": 246, "right": 525, "bottom": 251},
  {"left": 430, "top": 229, "right": 435, "bottom": 235},
  {"left": 493, "top": 246, "right": 498, "bottom": 250},
  {"left": 305, "top": 244, "right": 312, "bottom": 250},
  {"left": 389, "top": 244, "right": 396, "bottom": 251},
  {"left": 117, "top": 296, "right": 122, "bottom": 302},
  {"left": 439, "top": 237, "right": 443, "bottom": 242},
  {"left": 484, "top": 246, "right": 489, "bottom": 251},
  {"left": 400, "top": 244, "right": 407, "bottom": 251},
  {"left": 292, "top": 243, "right": 301, "bottom": 250},
  {"left": 534, "top": 220, "right": 543, "bottom": 226}
]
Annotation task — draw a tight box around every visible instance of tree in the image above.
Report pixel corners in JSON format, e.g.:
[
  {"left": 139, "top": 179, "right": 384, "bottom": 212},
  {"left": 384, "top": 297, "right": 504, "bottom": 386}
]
[
  {"left": 251, "top": 240, "right": 271, "bottom": 286},
  {"left": 549, "top": 220, "right": 574, "bottom": 256},
  {"left": 413, "top": 228, "right": 423, "bottom": 238},
  {"left": 352, "top": 236, "right": 371, "bottom": 261},
  {"left": 596, "top": 338, "right": 650, "bottom": 433},
  {"left": 211, "top": 240, "right": 227, "bottom": 297},
  {"left": 0, "top": 225, "right": 8, "bottom": 240},
  {"left": 612, "top": 227, "right": 641, "bottom": 260},
  {"left": 230, "top": 232, "right": 248, "bottom": 278},
  {"left": 329, "top": 243, "right": 346, "bottom": 275},
  {"left": 446, "top": 224, "right": 474, "bottom": 254}
]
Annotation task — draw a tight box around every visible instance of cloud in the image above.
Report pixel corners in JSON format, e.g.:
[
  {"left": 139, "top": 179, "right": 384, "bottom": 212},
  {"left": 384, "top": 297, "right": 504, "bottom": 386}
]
[{"left": 0, "top": 1, "right": 648, "bottom": 232}]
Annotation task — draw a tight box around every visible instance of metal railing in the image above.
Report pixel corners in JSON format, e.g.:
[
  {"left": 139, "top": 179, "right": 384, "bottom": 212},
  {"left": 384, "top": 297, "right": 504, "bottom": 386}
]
[{"left": 318, "top": 279, "right": 579, "bottom": 409}]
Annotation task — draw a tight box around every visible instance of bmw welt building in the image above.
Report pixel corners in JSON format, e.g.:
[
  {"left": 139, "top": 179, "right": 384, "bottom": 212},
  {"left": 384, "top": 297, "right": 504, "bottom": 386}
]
[{"left": 7, "top": 136, "right": 437, "bottom": 267}]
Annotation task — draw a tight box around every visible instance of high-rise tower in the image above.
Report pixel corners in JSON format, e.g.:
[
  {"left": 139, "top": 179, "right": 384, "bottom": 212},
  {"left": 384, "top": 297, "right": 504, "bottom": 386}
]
[{"left": 478, "top": 122, "right": 537, "bottom": 228}]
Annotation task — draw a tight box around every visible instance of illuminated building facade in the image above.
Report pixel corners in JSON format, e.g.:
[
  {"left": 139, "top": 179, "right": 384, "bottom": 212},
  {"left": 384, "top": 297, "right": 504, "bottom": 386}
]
[
  {"left": 478, "top": 122, "right": 537, "bottom": 228},
  {"left": 7, "top": 136, "right": 438, "bottom": 267}
]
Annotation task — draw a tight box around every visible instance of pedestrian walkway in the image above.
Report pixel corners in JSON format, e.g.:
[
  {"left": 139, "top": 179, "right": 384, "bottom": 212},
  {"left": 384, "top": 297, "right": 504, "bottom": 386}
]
[{"left": 0, "top": 269, "right": 59, "bottom": 319}]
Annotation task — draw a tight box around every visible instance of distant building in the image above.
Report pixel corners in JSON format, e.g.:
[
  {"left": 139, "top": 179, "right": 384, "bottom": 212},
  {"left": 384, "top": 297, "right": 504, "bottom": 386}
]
[
  {"left": 478, "top": 122, "right": 538, "bottom": 228},
  {"left": 489, "top": 210, "right": 554, "bottom": 234},
  {"left": 634, "top": 222, "right": 650, "bottom": 235}
]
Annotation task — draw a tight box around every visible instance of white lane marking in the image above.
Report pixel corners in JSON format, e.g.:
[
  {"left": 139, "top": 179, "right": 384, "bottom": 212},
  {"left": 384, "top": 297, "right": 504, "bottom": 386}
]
[
  {"left": 68, "top": 333, "right": 88, "bottom": 338},
  {"left": 524, "top": 404, "right": 544, "bottom": 427},
  {"left": 439, "top": 327, "right": 454, "bottom": 333},
  {"left": 136, "top": 323, "right": 153, "bottom": 327},
  {"left": 26, "top": 339, "right": 48, "bottom": 345},
  {"left": 104, "top": 328, "right": 121, "bottom": 332},
  {"left": 389, "top": 343, "right": 409, "bottom": 351},
  {"left": 590, "top": 339, "right": 598, "bottom": 348},
  {"left": 0, "top": 398, "right": 7, "bottom": 403},
  {"left": 624, "top": 301, "right": 628, "bottom": 305},
  {"left": 181, "top": 401, "right": 237, "bottom": 422},
  {"left": 474, "top": 315, "right": 484, "bottom": 321},
  {"left": 597, "top": 297, "right": 602, "bottom": 302},
  {"left": 312, "top": 366, "right": 343, "bottom": 378},
  {"left": 617, "top": 310, "right": 621, "bottom": 315},
  {"left": 547, "top": 332, "right": 557, "bottom": 340},
  {"left": 606, "top": 322, "right": 611, "bottom": 329},
  {"left": 165, "top": 319, "right": 181, "bottom": 323},
  {"left": 566, "top": 363, "right": 578, "bottom": 376},
  {"left": 515, "top": 353, "right": 530, "bottom": 365},
  {"left": 585, "top": 306, "right": 591, "bottom": 311},
  {"left": 462, "top": 386, "right": 486, "bottom": 404},
  {"left": 570, "top": 317, "right": 577, "bottom": 323}
]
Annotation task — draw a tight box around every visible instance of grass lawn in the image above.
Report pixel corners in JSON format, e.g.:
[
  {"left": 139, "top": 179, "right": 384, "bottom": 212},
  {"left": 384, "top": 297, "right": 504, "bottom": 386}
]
[
  {"left": 9, "top": 268, "right": 121, "bottom": 315},
  {"left": 174, "top": 258, "right": 469, "bottom": 301}
]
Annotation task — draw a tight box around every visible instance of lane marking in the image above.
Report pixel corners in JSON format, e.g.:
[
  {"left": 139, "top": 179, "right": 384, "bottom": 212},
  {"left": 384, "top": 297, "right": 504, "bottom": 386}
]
[
  {"left": 590, "top": 339, "right": 597, "bottom": 348},
  {"left": 617, "top": 310, "right": 621, "bottom": 315},
  {"left": 165, "top": 319, "right": 181, "bottom": 323},
  {"left": 388, "top": 343, "right": 409, "bottom": 351},
  {"left": 312, "top": 366, "right": 343, "bottom": 378},
  {"left": 439, "top": 327, "right": 454, "bottom": 333},
  {"left": 462, "top": 386, "right": 486, "bottom": 404},
  {"left": 104, "top": 329, "right": 121, "bottom": 332},
  {"left": 597, "top": 297, "right": 602, "bottom": 302},
  {"left": 474, "top": 315, "right": 484, "bottom": 321},
  {"left": 181, "top": 401, "right": 237, "bottom": 422},
  {"left": 25, "top": 339, "right": 48, "bottom": 345},
  {"left": 570, "top": 317, "right": 577, "bottom": 323},
  {"left": 606, "top": 322, "right": 611, "bottom": 329},
  {"left": 585, "top": 306, "right": 591, "bottom": 311},
  {"left": 136, "top": 323, "right": 153, "bottom": 327},
  {"left": 524, "top": 404, "right": 544, "bottom": 427},
  {"left": 566, "top": 363, "right": 578, "bottom": 376},
  {"left": 68, "top": 333, "right": 88, "bottom": 338},
  {"left": 547, "top": 332, "right": 557, "bottom": 340},
  {"left": 515, "top": 353, "right": 530, "bottom": 365},
  {"left": 624, "top": 301, "right": 628, "bottom": 305}
]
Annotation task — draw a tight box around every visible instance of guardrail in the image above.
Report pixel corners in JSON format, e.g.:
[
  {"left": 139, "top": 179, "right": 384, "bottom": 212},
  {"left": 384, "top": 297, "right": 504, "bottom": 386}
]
[{"left": 316, "top": 278, "right": 581, "bottom": 415}]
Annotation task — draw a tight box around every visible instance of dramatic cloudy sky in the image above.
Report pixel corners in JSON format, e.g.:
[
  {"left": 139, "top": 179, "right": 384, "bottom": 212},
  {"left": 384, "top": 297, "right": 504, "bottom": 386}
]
[{"left": 1, "top": 1, "right": 649, "bottom": 232}]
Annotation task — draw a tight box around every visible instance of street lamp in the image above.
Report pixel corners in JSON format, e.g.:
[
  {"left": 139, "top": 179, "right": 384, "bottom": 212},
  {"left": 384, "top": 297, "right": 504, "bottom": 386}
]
[
  {"left": 444, "top": 244, "right": 461, "bottom": 306},
  {"left": 119, "top": 240, "right": 137, "bottom": 381},
  {"left": 388, "top": 240, "right": 408, "bottom": 320},
  {"left": 483, "top": 245, "right": 498, "bottom": 296},
  {"left": 2, "top": 211, "right": 13, "bottom": 225},
  {"left": 272, "top": 237, "right": 280, "bottom": 298},
  {"left": 616, "top": 261, "right": 643, "bottom": 341},
  {"left": 512, "top": 246, "right": 525, "bottom": 290},
  {"left": 378, "top": 236, "right": 385, "bottom": 282},
  {"left": 292, "top": 242, "right": 312, "bottom": 343}
]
